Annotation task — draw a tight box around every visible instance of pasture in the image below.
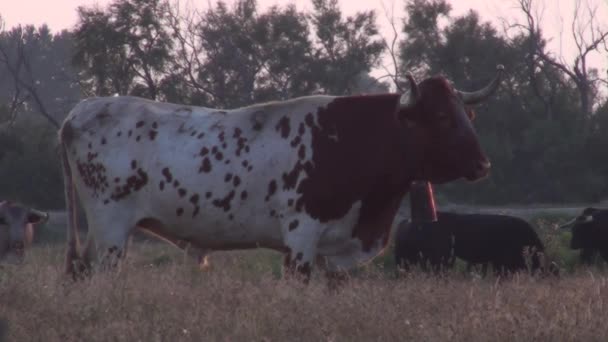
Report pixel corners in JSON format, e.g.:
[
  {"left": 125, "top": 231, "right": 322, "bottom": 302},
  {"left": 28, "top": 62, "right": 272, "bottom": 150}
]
[{"left": 2, "top": 209, "right": 608, "bottom": 341}]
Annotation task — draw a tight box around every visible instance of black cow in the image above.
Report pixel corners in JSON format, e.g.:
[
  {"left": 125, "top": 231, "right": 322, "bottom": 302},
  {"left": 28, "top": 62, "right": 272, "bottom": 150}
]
[
  {"left": 394, "top": 211, "right": 547, "bottom": 276},
  {"left": 560, "top": 207, "right": 608, "bottom": 264}
]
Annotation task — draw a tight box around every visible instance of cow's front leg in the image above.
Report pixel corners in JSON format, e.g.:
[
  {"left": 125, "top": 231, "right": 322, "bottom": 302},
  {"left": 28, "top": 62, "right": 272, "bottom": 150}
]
[{"left": 281, "top": 219, "right": 322, "bottom": 283}]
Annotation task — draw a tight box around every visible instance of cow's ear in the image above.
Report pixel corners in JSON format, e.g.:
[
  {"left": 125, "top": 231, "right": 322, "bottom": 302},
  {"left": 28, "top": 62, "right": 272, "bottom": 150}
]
[{"left": 27, "top": 209, "right": 49, "bottom": 224}]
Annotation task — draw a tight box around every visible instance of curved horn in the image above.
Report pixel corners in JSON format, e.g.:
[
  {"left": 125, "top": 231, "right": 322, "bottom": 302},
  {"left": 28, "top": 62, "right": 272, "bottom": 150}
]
[
  {"left": 399, "top": 73, "right": 420, "bottom": 110},
  {"left": 28, "top": 208, "right": 49, "bottom": 223},
  {"left": 457, "top": 64, "right": 505, "bottom": 105},
  {"left": 558, "top": 217, "right": 578, "bottom": 229}
]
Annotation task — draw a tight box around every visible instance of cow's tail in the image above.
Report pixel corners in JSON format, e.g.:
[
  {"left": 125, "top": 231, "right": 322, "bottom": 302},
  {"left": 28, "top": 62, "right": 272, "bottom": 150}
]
[{"left": 59, "top": 122, "right": 82, "bottom": 278}]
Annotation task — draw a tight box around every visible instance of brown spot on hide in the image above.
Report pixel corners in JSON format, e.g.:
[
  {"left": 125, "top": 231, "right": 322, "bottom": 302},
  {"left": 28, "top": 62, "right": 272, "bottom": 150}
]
[
  {"left": 290, "top": 136, "right": 301, "bottom": 147},
  {"left": 117, "top": 131, "right": 122, "bottom": 137},
  {"left": 189, "top": 194, "right": 199, "bottom": 204},
  {"left": 197, "top": 132, "right": 204, "bottom": 139},
  {"left": 131, "top": 160, "right": 137, "bottom": 170},
  {"left": 224, "top": 173, "right": 233, "bottom": 182},
  {"left": 76, "top": 154, "right": 109, "bottom": 197},
  {"left": 136, "top": 121, "right": 145, "bottom": 128},
  {"left": 190, "top": 131, "right": 197, "bottom": 137},
  {"left": 288, "top": 220, "right": 299, "bottom": 231},
  {"left": 276, "top": 116, "right": 291, "bottom": 138},
  {"left": 103, "top": 199, "right": 109, "bottom": 205},
  {"left": 233, "top": 127, "right": 242, "bottom": 138},
  {"left": 199, "top": 158, "right": 212, "bottom": 173},
  {"left": 173, "top": 180, "right": 180, "bottom": 188},
  {"left": 298, "top": 123, "right": 305, "bottom": 135},
  {"left": 212, "top": 146, "right": 218, "bottom": 154},
  {"left": 282, "top": 161, "right": 313, "bottom": 190},
  {"left": 200, "top": 147, "right": 209, "bottom": 156},
  {"left": 136, "top": 135, "right": 141, "bottom": 142},
  {"left": 233, "top": 176, "right": 241, "bottom": 187},
  {"left": 236, "top": 137, "right": 247, "bottom": 156},
  {"left": 212, "top": 191, "right": 235, "bottom": 212},
  {"left": 215, "top": 152, "right": 224, "bottom": 161},
  {"left": 152, "top": 122, "right": 158, "bottom": 129},
  {"left": 114, "top": 177, "right": 120, "bottom": 183},
  {"left": 88, "top": 143, "right": 92, "bottom": 149},
  {"left": 178, "top": 188, "right": 187, "bottom": 197},
  {"left": 192, "top": 206, "right": 200, "bottom": 217},
  {"left": 222, "top": 143, "right": 227, "bottom": 149},
  {"left": 101, "top": 137, "right": 106, "bottom": 145},
  {"left": 228, "top": 214, "right": 234, "bottom": 220},
  {"left": 149, "top": 130, "right": 157, "bottom": 140},
  {"left": 162, "top": 168, "right": 173, "bottom": 182},
  {"left": 240, "top": 191, "right": 248, "bottom": 200},
  {"left": 205, "top": 192, "right": 212, "bottom": 199},
  {"left": 270, "top": 210, "right": 276, "bottom": 217},
  {"left": 242, "top": 160, "right": 249, "bottom": 168},
  {"left": 298, "top": 145, "right": 306, "bottom": 160},
  {"left": 288, "top": 199, "right": 294, "bottom": 206},
  {"left": 176, "top": 208, "right": 184, "bottom": 216},
  {"left": 218, "top": 132, "right": 225, "bottom": 142},
  {"left": 159, "top": 181, "right": 165, "bottom": 190},
  {"left": 128, "top": 130, "right": 132, "bottom": 137},
  {"left": 265, "top": 180, "right": 277, "bottom": 201},
  {"left": 110, "top": 169, "right": 149, "bottom": 201}
]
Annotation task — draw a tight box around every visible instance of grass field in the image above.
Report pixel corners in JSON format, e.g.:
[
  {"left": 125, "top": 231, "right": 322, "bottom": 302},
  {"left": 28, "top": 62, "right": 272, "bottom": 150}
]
[{"left": 2, "top": 212, "right": 608, "bottom": 341}]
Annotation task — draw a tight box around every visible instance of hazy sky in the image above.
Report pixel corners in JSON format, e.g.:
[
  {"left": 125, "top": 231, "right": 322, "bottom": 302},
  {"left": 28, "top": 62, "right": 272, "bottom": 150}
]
[{"left": 1, "top": 0, "right": 606, "bottom": 75}]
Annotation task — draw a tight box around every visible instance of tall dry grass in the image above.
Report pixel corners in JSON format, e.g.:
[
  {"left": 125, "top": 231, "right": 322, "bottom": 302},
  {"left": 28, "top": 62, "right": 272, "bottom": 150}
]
[{"left": 1, "top": 243, "right": 608, "bottom": 341}]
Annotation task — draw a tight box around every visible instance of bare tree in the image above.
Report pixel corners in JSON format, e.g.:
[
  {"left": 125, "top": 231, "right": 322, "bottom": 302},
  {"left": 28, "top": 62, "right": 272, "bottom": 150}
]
[
  {"left": 514, "top": 0, "right": 608, "bottom": 117},
  {"left": 0, "top": 19, "right": 60, "bottom": 128}
]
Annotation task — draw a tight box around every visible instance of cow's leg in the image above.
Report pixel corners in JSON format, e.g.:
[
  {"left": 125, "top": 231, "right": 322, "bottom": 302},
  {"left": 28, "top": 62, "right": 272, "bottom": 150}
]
[
  {"left": 281, "top": 221, "right": 322, "bottom": 282},
  {"left": 86, "top": 211, "right": 134, "bottom": 272}
]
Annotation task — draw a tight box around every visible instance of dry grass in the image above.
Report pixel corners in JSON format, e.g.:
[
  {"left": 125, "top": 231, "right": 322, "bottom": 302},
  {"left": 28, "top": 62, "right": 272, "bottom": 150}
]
[{"left": 1, "top": 243, "right": 608, "bottom": 342}]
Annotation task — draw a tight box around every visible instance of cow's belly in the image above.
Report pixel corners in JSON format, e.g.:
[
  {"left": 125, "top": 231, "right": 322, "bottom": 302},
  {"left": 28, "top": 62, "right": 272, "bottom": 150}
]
[{"left": 134, "top": 199, "right": 286, "bottom": 251}]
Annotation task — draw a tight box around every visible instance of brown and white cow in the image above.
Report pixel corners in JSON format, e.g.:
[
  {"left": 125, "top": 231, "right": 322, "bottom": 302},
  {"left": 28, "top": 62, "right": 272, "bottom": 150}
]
[
  {"left": 59, "top": 66, "right": 504, "bottom": 279},
  {"left": 0, "top": 201, "right": 49, "bottom": 264}
]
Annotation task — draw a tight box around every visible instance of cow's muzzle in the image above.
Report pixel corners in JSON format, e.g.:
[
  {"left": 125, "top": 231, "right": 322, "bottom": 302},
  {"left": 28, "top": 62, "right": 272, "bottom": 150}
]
[{"left": 465, "top": 159, "right": 491, "bottom": 181}]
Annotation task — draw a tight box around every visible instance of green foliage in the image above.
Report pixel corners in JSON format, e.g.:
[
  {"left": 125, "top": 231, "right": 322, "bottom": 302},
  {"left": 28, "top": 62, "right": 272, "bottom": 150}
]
[{"left": 0, "top": 119, "right": 63, "bottom": 209}]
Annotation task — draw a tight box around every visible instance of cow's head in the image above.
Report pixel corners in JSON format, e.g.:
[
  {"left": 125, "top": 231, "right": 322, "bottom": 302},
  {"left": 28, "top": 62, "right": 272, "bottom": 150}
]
[
  {"left": 560, "top": 207, "right": 604, "bottom": 249},
  {"left": 398, "top": 65, "right": 504, "bottom": 184},
  {"left": 0, "top": 201, "right": 49, "bottom": 263}
]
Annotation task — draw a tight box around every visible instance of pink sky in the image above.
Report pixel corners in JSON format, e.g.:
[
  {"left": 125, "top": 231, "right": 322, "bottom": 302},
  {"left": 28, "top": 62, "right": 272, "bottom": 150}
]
[{"left": 1, "top": 0, "right": 606, "bottom": 75}]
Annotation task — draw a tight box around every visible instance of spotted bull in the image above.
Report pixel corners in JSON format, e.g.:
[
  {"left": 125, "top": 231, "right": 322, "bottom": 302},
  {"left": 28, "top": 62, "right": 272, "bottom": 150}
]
[
  {"left": 59, "top": 66, "right": 504, "bottom": 280},
  {"left": 0, "top": 201, "right": 49, "bottom": 263}
]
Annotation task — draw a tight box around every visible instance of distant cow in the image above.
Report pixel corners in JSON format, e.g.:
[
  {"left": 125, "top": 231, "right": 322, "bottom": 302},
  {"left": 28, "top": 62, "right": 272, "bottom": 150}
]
[
  {"left": 0, "top": 201, "right": 49, "bottom": 263},
  {"left": 560, "top": 207, "right": 608, "bottom": 264},
  {"left": 395, "top": 212, "right": 547, "bottom": 275},
  {"left": 59, "top": 66, "right": 504, "bottom": 280}
]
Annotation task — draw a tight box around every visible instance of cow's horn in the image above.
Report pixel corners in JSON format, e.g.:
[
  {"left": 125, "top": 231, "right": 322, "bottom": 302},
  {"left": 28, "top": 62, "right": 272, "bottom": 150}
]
[
  {"left": 399, "top": 73, "right": 420, "bottom": 109},
  {"left": 558, "top": 217, "right": 578, "bottom": 229},
  {"left": 29, "top": 208, "right": 49, "bottom": 223},
  {"left": 457, "top": 64, "right": 504, "bottom": 105}
]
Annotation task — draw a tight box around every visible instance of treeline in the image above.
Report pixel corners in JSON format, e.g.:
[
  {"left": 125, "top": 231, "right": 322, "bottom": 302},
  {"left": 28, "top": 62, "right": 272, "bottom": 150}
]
[{"left": 0, "top": 0, "right": 607, "bottom": 208}]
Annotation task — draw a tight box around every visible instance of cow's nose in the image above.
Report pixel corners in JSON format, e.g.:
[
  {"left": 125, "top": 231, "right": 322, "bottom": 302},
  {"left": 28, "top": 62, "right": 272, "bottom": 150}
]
[{"left": 477, "top": 159, "right": 491, "bottom": 172}]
